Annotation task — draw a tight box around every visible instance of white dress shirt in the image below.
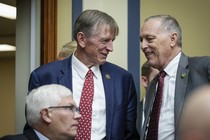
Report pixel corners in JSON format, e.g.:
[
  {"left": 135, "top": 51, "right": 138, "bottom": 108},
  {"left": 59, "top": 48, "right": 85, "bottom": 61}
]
[
  {"left": 34, "top": 129, "right": 49, "bottom": 140},
  {"left": 72, "top": 54, "right": 106, "bottom": 140},
  {"left": 158, "top": 52, "right": 181, "bottom": 140}
]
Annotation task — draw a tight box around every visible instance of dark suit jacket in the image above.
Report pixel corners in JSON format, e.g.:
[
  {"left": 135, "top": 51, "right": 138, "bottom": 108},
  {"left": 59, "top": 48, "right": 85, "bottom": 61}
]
[
  {"left": 136, "top": 100, "right": 143, "bottom": 135},
  {"left": 140, "top": 53, "right": 210, "bottom": 140},
  {"left": 27, "top": 56, "right": 139, "bottom": 140},
  {"left": 0, "top": 128, "right": 39, "bottom": 140}
]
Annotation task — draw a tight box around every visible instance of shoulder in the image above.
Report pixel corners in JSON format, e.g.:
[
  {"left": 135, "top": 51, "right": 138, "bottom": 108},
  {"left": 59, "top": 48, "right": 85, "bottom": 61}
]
[
  {"left": 188, "top": 56, "right": 210, "bottom": 69},
  {"left": 0, "top": 134, "right": 27, "bottom": 140},
  {"left": 188, "top": 55, "right": 210, "bottom": 63},
  {"left": 33, "top": 57, "right": 71, "bottom": 74},
  {"left": 28, "top": 57, "right": 71, "bottom": 90},
  {"left": 101, "top": 62, "right": 135, "bottom": 86},
  {"left": 186, "top": 55, "right": 210, "bottom": 82},
  {"left": 102, "top": 62, "right": 131, "bottom": 75}
]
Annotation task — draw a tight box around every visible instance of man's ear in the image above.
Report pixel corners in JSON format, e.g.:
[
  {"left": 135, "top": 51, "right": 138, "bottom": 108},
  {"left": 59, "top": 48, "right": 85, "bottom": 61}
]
[
  {"left": 76, "top": 32, "right": 86, "bottom": 48},
  {"left": 170, "top": 32, "right": 178, "bottom": 47},
  {"left": 40, "top": 108, "right": 52, "bottom": 123},
  {"left": 141, "top": 76, "right": 149, "bottom": 88}
]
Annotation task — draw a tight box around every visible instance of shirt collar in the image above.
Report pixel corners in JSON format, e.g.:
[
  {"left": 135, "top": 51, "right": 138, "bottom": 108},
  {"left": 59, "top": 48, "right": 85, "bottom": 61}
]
[
  {"left": 34, "top": 129, "right": 49, "bottom": 140},
  {"left": 90, "top": 64, "right": 100, "bottom": 79},
  {"left": 164, "top": 52, "right": 181, "bottom": 77},
  {"left": 72, "top": 54, "right": 100, "bottom": 79}
]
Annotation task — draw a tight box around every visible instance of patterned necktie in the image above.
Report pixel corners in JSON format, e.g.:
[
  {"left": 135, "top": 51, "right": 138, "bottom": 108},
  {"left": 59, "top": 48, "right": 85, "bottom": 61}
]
[
  {"left": 146, "top": 71, "right": 166, "bottom": 140},
  {"left": 75, "top": 69, "right": 94, "bottom": 140}
]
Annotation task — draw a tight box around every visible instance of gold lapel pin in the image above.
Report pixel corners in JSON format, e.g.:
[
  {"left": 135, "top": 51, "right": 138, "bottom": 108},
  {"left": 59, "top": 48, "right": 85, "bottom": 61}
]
[{"left": 105, "top": 74, "right": 111, "bottom": 79}]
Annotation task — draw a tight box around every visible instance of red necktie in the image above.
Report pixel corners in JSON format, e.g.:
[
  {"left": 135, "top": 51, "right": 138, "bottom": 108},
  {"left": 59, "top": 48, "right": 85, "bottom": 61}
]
[
  {"left": 75, "top": 69, "right": 94, "bottom": 140},
  {"left": 146, "top": 71, "right": 166, "bottom": 140}
]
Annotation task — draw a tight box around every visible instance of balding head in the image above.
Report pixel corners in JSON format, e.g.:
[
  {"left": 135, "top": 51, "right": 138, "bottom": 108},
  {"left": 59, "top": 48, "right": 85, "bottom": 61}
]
[{"left": 178, "top": 85, "right": 210, "bottom": 140}]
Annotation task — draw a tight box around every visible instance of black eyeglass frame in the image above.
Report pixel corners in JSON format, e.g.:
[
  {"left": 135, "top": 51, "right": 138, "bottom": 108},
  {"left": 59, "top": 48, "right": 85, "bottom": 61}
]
[{"left": 48, "top": 105, "right": 80, "bottom": 114}]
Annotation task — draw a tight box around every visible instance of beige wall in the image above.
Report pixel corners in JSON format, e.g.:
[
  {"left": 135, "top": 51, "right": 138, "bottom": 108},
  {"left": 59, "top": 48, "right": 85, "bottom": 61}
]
[
  {"left": 57, "top": 0, "right": 72, "bottom": 57},
  {"left": 0, "top": 58, "right": 15, "bottom": 136},
  {"left": 140, "top": 0, "right": 210, "bottom": 100}
]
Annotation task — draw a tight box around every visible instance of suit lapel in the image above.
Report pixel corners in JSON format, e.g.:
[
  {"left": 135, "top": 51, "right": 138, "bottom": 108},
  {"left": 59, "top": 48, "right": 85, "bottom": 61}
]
[
  {"left": 174, "top": 53, "right": 189, "bottom": 130},
  {"left": 100, "top": 63, "right": 114, "bottom": 139},
  {"left": 141, "top": 53, "right": 189, "bottom": 140},
  {"left": 141, "top": 77, "right": 158, "bottom": 140},
  {"left": 58, "top": 56, "right": 73, "bottom": 91},
  {"left": 24, "top": 128, "right": 40, "bottom": 140}
]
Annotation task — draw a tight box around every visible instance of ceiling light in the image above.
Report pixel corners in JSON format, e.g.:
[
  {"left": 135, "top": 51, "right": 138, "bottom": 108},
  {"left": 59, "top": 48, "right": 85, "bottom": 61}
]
[
  {"left": 0, "top": 3, "right": 16, "bottom": 20},
  {"left": 0, "top": 44, "right": 16, "bottom": 51}
]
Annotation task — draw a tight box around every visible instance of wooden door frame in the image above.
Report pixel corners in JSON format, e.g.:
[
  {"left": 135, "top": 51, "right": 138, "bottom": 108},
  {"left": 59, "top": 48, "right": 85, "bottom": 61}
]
[{"left": 41, "top": 0, "right": 57, "bottom": 65}]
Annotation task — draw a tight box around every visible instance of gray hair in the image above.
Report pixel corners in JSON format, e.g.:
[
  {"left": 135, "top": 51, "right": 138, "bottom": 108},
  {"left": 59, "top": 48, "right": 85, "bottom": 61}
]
[
  {"left": 26, "top": 84, "right": 72, "bottom": 126},
  {"left": 73, "top": 9, "right": 119, "bottom": 40},
  {"left": 145, "top": 15, "right": 182, "bottom": 47}
]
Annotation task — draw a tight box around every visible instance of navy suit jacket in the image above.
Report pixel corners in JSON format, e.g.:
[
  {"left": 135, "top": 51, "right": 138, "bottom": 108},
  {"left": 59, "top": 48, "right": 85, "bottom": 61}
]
[
  {"left": 27, "top": 56, "right": 139, "bottom": 140},
  {"left": 0, "top": 128, "right": 39, "bottom": 140}
]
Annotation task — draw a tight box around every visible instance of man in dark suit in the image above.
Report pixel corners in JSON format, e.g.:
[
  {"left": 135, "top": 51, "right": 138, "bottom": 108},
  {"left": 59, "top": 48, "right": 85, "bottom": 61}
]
[
  {"left": 27, "top": 9, "right": 139, "bottom": 140},
  {"left": 0, "top": 128, "right": 39, "bottom": 140},
  {"left": 1, "top": 84, "right": 81, "bottom": 140},
  {"left": 139, "top": 15, "right": 210, "bottom": 140}
]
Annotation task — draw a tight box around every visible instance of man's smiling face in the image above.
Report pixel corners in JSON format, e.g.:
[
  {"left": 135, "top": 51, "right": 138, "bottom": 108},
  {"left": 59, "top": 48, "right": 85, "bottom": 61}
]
[{"left": 140, "top": 18, "right": 174, "bottom": 70}]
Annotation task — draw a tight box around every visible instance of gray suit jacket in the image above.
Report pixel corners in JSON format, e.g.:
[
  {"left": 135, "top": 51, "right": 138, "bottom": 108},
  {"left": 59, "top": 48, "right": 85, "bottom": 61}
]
[{"left": 140, "top": 53, "right": 210, "bottom": 140}]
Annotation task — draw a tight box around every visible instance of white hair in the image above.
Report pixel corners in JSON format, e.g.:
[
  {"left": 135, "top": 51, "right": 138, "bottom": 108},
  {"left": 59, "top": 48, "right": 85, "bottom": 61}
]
[{"left": 26, "top": 84, "right": 72, "bottom": 126}]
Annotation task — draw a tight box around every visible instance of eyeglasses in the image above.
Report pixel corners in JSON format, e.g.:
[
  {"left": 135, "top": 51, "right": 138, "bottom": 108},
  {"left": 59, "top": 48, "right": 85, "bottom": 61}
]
[{"left": 48, "top": 105, "right": 80, "bottom": 114}]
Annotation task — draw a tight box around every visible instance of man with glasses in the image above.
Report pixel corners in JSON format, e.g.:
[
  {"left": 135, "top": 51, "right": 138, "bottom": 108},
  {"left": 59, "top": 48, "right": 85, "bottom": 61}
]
[{"left": 0, "top": 84, "right": 81, "bottom": 140}]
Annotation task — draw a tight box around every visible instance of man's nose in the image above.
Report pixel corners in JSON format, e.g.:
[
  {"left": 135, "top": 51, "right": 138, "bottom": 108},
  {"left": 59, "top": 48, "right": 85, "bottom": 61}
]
[
  {"left": 106, "top": 41, "right": 113, "bottom": 52},
  {"left": 140, "top": 40, "right": 148, "bottom": 50},
  {"left": 74, "top": 111, "right": 81, "bottom": 119}
]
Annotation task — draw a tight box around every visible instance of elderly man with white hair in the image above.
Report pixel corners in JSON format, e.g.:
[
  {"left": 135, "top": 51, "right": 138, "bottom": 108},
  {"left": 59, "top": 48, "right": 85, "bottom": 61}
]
[{"left": 0, "top": 84, "right": 81, "bottom": 140}]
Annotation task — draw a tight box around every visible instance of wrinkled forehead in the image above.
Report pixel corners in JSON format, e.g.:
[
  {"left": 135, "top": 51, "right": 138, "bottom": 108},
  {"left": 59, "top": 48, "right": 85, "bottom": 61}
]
[
  {"left": 140, "top": 20, "right": 163, "bottom": 38},
  {"left": 93, "top": 23, "right": 117, "bottom": 38}
]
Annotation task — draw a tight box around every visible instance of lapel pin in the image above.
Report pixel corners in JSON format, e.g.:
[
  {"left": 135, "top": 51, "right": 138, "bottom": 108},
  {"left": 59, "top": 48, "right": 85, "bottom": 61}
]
[
  {"left": 181, "top": 73, "right": 187, "bottom": 79},
  {"left": 105, "top": 74, "right": 111, "bottom": 80}
]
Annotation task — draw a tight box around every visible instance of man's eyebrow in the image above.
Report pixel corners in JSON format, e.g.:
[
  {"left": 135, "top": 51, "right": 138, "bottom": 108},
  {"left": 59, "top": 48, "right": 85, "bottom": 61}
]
[
  {"left": 140, "top": 34, "right": 155, "bottom": 40},
  {"left": 100, "top": 37, "right": 113, "bottom": 42}
]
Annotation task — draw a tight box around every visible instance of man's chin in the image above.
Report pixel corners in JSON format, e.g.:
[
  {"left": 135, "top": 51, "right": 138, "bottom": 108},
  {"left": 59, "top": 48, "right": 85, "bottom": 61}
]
[
  {"left": 147, "top": 60, "right": 157, "bottom": 68},
  {"left": 147, "top": 59, "right": 153, "bottom": 65},
  {"left": 98, "top": 59, "right": 107, "bottom": 65},
  {"left": 71, "top": 131, "right": 78, "bottom": 137}
]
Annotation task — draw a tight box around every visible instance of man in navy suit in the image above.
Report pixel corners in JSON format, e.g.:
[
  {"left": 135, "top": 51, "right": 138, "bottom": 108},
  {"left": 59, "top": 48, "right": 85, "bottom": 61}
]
[{"left": 27, "top": 9, "right": 139, "bottom": 140}]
